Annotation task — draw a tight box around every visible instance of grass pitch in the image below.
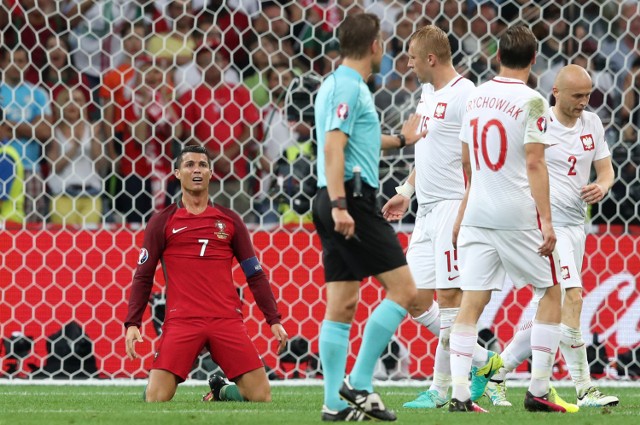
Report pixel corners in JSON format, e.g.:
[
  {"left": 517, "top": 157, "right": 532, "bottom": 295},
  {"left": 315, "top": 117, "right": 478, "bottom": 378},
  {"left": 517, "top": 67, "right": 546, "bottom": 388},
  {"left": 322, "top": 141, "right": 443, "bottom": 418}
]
[{"left": 0, "top": 384, "right": 636, "bottom": 425}]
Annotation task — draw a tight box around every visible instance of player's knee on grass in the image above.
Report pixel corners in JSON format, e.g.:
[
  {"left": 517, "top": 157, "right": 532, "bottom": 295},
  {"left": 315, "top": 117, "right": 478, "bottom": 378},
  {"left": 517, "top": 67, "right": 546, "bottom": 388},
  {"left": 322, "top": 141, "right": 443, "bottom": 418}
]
[
  {"left": 237, "top": 382, "right": 272, "bottom": 402},
  {"left": 144, "top": 384, "right": 176, "bottom": 402}
]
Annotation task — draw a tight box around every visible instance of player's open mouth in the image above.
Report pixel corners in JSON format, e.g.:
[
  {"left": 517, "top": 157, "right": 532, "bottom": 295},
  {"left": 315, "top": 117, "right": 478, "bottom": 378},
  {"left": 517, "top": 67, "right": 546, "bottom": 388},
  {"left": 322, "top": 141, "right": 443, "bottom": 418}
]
[{"left": 193, "top": 177, "right": 203, "bottom": 182}]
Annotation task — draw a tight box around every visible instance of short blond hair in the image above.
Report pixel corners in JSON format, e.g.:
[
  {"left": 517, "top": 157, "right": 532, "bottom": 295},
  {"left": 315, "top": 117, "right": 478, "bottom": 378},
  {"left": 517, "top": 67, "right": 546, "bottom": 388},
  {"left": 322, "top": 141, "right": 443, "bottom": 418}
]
[{"left": 409, "top": 25, "right": 452, "bottom": 63}]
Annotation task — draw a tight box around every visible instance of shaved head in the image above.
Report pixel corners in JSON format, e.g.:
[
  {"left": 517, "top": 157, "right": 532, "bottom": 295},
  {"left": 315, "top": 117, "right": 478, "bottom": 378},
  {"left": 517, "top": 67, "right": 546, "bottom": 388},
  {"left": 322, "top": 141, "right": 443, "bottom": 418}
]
[
  {"left": 552, "top": 64, "right": 593, "bottom": 125},
  {"left": 554, "top": 64, "right": 592, "bottom": 90}
]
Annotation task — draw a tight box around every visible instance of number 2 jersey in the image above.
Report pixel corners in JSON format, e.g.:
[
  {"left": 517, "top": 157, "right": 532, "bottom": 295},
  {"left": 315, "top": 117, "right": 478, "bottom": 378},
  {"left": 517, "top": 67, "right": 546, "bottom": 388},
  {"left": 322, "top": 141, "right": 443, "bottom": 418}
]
[
  {"left": 459, "top": 76, "right": 550, "bottom": 230},
  {"left": 124, "top": 202, "right": 281, "bottom": 329},
  {"left": 546, "top": 108, "right": 611, "bottom": 226}
]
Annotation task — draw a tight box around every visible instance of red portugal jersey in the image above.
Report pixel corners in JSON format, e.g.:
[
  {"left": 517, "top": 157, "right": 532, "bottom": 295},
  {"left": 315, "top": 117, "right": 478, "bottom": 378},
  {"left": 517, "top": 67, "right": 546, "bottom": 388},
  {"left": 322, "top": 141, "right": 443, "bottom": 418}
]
[{"left": 124, "top": 202, "right": 281, "bottom": 328}]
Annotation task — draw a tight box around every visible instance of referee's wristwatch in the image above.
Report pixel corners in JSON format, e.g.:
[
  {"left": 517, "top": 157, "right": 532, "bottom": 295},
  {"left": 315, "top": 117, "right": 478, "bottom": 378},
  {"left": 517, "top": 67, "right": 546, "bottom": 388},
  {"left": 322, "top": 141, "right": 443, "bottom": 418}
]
[{"left": 330, "top": 197, "right": 347, "bottom": 210}]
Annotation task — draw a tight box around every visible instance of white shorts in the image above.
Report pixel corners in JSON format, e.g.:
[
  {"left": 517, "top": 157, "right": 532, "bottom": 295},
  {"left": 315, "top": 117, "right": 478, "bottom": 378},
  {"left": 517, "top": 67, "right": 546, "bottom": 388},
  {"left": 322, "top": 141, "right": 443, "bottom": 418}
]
[
  {"left": 555, "top": 225, "right": 586, "bottom": 289},
  {"left": 531, "top": 224, "right": 585, "bottom": 303},
  {"left": 406, "top": 200, "right": 461, "bottom": 290},
  {"left": 458, "top": 226, "right": 561, "bottom": 291}
]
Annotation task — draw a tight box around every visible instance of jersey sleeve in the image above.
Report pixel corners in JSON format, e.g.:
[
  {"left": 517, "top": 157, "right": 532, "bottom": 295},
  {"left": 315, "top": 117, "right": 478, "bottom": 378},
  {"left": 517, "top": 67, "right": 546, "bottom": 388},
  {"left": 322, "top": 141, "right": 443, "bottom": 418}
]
[
  {"left": 524, "top": 95, "right": 550, "bottom": 145},
  {"left": 123, "top": 207, "right": 173, "bottom": 329},
  {"left": 322, "top": 75, "right": 360, "bottom": 137},
  {"left": 593, "top": 116, "right": 611, "bottom": 161},
  {"left": 227, "top": 209, "right": 282, "bottom": 325}
]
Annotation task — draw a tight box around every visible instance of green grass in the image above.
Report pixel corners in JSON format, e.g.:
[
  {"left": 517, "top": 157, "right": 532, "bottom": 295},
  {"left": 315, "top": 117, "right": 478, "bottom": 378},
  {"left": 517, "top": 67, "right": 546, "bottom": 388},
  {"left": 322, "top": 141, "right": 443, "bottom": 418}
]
[{"left": 0, "top": 384, "right": 637, "bottom": 425}]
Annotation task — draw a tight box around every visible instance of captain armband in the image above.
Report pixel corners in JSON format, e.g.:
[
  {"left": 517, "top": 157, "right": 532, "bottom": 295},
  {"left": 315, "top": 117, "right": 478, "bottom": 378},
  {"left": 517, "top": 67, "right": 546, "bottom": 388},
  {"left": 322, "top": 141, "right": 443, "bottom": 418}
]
[
  {"left": 395, "top": 181, "right": 415, "bottom": 199},
  {"left": 240, "top": 256, "right": 263, "bottom": 278}
]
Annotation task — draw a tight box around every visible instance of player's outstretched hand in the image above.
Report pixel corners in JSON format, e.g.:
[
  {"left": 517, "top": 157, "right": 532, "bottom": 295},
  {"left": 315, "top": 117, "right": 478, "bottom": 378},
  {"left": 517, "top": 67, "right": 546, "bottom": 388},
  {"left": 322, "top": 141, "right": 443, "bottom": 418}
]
[
  {"left": 125, "top": 326, "right": 143, "bottom": 360},
  {"left": 538, "top": 221, "right": 556, "bottom": 257},
  {"left": 382, "top": 194, "right": 410, "bottom": 221},
  {"left": 400, "top": 113, "right": 428, "bottom": 146},
  {"left": 271, "top": 323, "right": 288, "bottom": 355},
  {"left": 581, "top": 183, "right": 606, "bottom": 205}
]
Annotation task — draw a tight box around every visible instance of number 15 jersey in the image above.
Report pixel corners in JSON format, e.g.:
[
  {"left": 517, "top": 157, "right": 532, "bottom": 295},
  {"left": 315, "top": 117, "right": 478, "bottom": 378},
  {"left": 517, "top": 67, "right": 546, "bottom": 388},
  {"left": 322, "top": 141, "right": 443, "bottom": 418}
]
[{"left": 459, "top": 77, "right": 550, "bottom": 230}]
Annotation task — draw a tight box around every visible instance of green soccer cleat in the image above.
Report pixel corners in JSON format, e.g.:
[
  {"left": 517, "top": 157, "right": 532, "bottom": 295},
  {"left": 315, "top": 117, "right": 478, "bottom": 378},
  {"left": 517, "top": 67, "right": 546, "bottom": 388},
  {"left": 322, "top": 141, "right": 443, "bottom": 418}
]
[
  {"left": 548, "top": 386, "right": 579, "bottom": 413},
  {"left": 403, "top": 389, "right": 449, "bottom": 409},
  {"left": 484, "top": 381, "right": 511, "bottom": 406},
  {"left": 470, "top": 351, "right": 504, "bottom": 401}
]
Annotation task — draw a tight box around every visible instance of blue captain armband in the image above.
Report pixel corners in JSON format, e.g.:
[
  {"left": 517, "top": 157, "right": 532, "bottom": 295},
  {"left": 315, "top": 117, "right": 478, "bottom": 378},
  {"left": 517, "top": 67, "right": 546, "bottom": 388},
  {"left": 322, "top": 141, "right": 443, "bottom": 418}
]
[{"left": 240, "top": 256, "right": 263, "bottom": 278}]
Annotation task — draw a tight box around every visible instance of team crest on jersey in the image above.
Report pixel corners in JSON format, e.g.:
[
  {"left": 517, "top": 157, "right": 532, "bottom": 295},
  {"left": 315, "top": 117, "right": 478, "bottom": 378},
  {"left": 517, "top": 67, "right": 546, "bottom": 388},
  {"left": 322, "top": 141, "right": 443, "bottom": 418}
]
[
  {"left": 561, "top": 266, "right": 570, "bottom": 280},
  {"left": 138, "top": 248, "right": 149, "bottom": 265},
  {"left": 580, "top": 134, "right": 595, "bottom": 151},
  {"left": 536, "top": 116, "right": 547, "bottom": 133},
  {"left": 215, "top": 220, "right": 229, "bottom": 239},
  {"left": 433, "top": 102, "right": 447, "bottom": 119},
  {"left": 336, "top": 103, "right": 349, "bottom": 120}
]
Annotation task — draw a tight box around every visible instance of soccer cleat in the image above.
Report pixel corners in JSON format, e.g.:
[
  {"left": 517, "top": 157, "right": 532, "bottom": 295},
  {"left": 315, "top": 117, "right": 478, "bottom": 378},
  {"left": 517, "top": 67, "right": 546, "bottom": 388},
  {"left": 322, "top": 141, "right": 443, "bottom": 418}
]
[
  {"left": 339, "top": 377, "right": 397, "bottom": 421},
  {"left": 202, "top": 374, "right": 227, "bottom": 401},
  {"left": 448, "top": 398, "right": 488, "bottom": 413},
  {"left": 484, "top": 381, "right": 512, "bottom": 406},
  {"left": 321, "top": 405, "right": 369, "bottom": 422},
  {"left": 548, "top": 386, "right": 579, "bottom": 413},
  {"left": 523, "top": 391, "right": 566, "bottom": 413},
  {"left": 403, "top": 389, "right": 449, "bottom": 409},
  {"left": 470, "top": 351, "right": 504, "bottom": 401},
  {"left": 577, "top": 387, "right": 619, "bottom": 407}
]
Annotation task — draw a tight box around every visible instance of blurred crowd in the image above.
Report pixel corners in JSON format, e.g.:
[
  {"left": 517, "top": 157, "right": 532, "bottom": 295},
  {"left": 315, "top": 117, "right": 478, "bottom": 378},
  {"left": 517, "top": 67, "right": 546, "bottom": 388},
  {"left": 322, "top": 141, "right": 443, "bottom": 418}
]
[{"left": 0, "top": 0, "right": 638, "bottom": 229}]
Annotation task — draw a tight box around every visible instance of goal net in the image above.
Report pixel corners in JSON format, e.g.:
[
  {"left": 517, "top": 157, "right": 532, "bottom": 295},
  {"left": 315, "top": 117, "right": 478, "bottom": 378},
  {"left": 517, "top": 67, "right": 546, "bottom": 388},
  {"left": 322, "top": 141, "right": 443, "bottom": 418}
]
[{"left": 1, "top": 0, "right": 638, "bottom": 383}]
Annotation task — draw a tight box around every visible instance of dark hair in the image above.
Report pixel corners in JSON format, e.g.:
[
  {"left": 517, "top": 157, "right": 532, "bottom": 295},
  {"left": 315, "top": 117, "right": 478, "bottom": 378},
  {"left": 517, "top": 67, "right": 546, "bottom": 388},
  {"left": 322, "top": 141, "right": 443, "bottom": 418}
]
[
  {"left": 175, "top": 145, "right": 210, "bottom": 169},
  {"left": 498, "top": 25, "right": 538, "bottom": 69},
  {"left": 338, "top": 13, "right": 380, "bottom": 59}
]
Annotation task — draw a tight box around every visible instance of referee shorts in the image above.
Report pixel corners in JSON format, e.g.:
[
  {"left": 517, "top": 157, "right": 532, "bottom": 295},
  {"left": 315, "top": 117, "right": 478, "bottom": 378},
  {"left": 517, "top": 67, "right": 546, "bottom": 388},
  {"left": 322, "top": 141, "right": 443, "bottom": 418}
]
[{"left": 312, "top": 180, "right": 407, "bottom": 282}]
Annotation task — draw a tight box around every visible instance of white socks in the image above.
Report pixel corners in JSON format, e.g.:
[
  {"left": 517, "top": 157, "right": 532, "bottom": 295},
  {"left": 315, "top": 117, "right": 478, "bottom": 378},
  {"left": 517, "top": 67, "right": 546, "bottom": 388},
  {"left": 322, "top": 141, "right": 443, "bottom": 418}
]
[{"left": 528, "top": 321, "right": 561, "bottom": 397}]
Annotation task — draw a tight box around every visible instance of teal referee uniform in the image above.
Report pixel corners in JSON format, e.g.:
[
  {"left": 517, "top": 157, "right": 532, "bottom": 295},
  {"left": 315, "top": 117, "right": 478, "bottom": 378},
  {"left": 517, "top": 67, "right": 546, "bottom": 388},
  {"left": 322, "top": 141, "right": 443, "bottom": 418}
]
[
  {"left": 312, "top": 64, "right": 407, "bottom": 281},
  {"left": 315, "top": 65, "right": 381, "bottom": 189},
  {"left": 312, "top": 64, "right": 409, "bottom": 413}
]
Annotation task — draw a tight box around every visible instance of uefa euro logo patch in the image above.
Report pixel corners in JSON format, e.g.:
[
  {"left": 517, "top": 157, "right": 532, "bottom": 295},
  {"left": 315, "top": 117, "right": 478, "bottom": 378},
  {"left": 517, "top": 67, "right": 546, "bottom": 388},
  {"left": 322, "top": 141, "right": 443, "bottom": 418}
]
[
  {"left": 336, "top": 103, "right": 349, "bottom": 120},
  {"left": 138, "top": 248, "right": 149, "bottom": 265},
  {"left": 536, "top": 116, "right": 547, "bottom": 133}
]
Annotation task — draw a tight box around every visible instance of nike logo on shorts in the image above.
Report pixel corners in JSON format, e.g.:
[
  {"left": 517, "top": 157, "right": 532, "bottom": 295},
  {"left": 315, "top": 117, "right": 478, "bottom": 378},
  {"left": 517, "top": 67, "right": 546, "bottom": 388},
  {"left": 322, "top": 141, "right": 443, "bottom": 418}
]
[
  {"left": 570, "top": 343, "right": 585, "bottom": 349},
  {"left": 448, "top": 275, "right": 460, "bottom": 281},
  {"left": 172, "top": 226, "right": 187, "bottom": 234}
]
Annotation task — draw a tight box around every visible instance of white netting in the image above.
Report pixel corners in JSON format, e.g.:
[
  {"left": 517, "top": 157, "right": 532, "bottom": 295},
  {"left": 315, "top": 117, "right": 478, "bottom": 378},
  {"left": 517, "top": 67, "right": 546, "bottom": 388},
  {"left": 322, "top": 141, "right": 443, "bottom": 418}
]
[{"left": 0, "top": 0, "right": 638, "bottom": 382}]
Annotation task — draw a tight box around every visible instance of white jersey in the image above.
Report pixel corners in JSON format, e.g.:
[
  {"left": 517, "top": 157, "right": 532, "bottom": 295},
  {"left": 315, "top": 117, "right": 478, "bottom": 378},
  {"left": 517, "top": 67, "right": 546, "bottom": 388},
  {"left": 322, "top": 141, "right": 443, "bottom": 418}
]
[
  {"left": 460, "top": 77, "right": 550, "bottom": 230},
  {"left": 414, "top": 76, "right": 474, "bottom": 205},
  {"left": 546, "top": 109, "right": 611, "bottom": 226}
]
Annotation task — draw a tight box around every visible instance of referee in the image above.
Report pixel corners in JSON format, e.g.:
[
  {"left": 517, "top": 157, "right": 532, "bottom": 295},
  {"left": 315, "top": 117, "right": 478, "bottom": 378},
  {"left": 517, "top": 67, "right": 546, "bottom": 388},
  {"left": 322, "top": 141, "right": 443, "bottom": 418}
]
[{"left": 311, "top": 13, "right": 426, "bottom": 422}]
